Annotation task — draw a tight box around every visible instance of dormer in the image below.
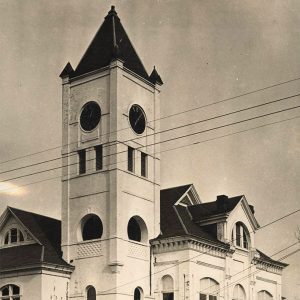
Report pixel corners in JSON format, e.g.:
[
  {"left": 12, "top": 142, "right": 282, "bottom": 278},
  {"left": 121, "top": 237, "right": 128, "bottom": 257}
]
[
  {"left": 0, "top": 208, "right": 35, "bottom": 248},
  {"left": 188, "top": 194, "right": 259, "bottom": 248}
]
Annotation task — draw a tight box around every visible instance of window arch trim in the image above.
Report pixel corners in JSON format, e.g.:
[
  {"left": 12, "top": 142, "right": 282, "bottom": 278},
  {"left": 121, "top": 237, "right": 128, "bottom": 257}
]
[
  {"left": 127, "top": 215, "right": 148, "bottom": 244},
  {"left": 0, "top": 284, "right": 21, "bottom": 299},
  {"left": 2, "top": 224, "right": 26, "bottom": 247},
  {"left": 231, "top": 221, "right": 251, "bottom": 249},
  {"left": 78, "top": 214, "right": 103, "bottom": 242}
]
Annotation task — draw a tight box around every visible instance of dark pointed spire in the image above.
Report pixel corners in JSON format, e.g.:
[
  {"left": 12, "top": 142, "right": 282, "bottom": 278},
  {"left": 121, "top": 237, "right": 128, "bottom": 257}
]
[
  {"left": 149, "top": 66, "right": 163, "bottom": 85},
  {"left": 59, "top": 62, "right": 74, "bottom": 78},
  {"left": 72, "top": 6, "right": 149, "bottom": 80}
]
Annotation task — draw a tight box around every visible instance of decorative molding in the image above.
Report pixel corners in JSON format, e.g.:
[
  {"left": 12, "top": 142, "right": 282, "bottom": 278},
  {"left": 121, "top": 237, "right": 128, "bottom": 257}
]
[
  {"left": 151, "top": 236, "right": 230, "bottom": 258},
  {"left": 254, "top": 259, "right": 283, "bottom": 275},
  {"left": 194, "top": 260, "right": 225, "bottom": 271},
  {"left": 77, "top": 240, "right": 102, "bottom": 259},
  {"left": 69, "top": 190, "right": 108, "bottom": 200},
  {"left": 127, "top": 241, "right": 149, "bottom": 261},
  {"left": 123, "top": 190, "right": 153, "bottom": 203},
  {"left": 256, "top": 276, "right": 277, "bottom": 284}
]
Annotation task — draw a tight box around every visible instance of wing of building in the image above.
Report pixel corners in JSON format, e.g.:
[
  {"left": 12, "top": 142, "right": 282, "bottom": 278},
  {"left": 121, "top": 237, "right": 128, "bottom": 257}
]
[{"left": 0, "top": 6, "right": 287, "bottom": 300}]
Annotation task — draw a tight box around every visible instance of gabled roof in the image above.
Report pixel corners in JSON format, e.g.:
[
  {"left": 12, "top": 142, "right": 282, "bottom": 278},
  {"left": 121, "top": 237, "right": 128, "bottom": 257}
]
[
  {"left": 0, "top": 207, "right": 71, "bottom": 271},
  {"left": 188, "top": 195, "right": 243, "bottom": 223},
  {"left": 157, "top": 184, "right": 226, "bottom": 245},
  {"left": 71, "top": 6, "right": 149, "bottom": 81}
]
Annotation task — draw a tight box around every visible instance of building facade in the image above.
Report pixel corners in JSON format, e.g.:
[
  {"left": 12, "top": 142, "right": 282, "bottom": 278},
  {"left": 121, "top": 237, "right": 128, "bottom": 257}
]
[{"left": 0, "top": 6, "right": 286, "bottom": 300}]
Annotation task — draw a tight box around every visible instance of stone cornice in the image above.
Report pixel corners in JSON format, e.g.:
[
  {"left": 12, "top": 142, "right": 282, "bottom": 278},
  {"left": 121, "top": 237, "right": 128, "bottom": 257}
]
[
  {"left": 151, "top": 236, "right": 233, "bottom": 258},
  {"left": 253, "top": 257, "right": 287, "bottom": 274},
  {"left": 0, "top": 262, "right": 74, "bottom": 277}
]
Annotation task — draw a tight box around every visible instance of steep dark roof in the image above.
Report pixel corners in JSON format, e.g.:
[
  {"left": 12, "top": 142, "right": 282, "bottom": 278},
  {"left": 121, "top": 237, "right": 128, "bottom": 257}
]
[
  {"left": 149, "top": 66, "right": 163, "bottom": 85},
  {"left": 188, "top": 195, "right": 243, "bottom": 223},
  {"left": 0, "top": 207, "right": 71, "bottom": 271},
  {"left": 72, "top": 6, "right": 149, "bottom": 80},
  {"left": 157, "top": 185, "right": 227, "bottom": 245},
  {"left": 256, "top": 249, "right": 288, "bottom": 267}
]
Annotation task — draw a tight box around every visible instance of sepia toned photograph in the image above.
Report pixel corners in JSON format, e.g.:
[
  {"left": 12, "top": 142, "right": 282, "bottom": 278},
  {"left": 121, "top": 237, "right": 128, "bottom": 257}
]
[{"left": 0, "top": 1, "right": 299, "bottom": 299}]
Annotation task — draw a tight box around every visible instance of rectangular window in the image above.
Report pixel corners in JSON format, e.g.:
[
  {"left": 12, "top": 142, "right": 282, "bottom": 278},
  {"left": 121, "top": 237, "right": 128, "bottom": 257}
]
[
  {"left": 141, "top": 152, "right": 148, "bottom": 177},
  {"left": 163, "top": 293, "right": 174, "bottom": 300},
  {"left": 128, "top": 147, "right": 134, "bottom": 172},
  {"left": 95, "top": 145, "right": 103, "bottom": 170},
  {"left": 200, "top": 294, "right": 207, "bottom": 300},
  {"left": 78, "top": 149, "right": 86, "bottom": 174},
  {"left": 236, "top": 224, "right": 241, "bottom": 247},
  {"left": 209, "top": 295, "right": 217, "bottom": 300},
  {"left": 10, "top": 228, "right": 17, "bottom": 243}
]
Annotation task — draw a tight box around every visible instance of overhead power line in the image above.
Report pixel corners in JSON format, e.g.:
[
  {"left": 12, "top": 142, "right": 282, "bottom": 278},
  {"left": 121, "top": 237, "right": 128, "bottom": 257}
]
[
  {"left": 0, "top": 113, "right": 299, "bottom": 190},
  {"left": 1, "top": 91, "right": 298, "bottom": 177},
  {"left": 1, "top": 99, "right": 300, "bottom": 183},
  {"left": 96, "top": 208, "right": 300, "bottom": 295},
  {"left": 1, "top": 76, "right": 300, "bottom": 166}
]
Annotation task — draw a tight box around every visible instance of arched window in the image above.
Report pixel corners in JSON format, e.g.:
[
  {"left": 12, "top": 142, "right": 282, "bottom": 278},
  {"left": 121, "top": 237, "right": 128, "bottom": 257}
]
[
  {"left": 0, "top": 284, "right": 21, "bottom": 299},
  {"left": 231, "top": 222, "right": 250, "bottom": 249},
  {"left": 3, "top": 228, "right": 24, "bottom": 245},
  {"left": 258, "top": 290, "right": 273, "bottom": 300},
  {"left": 127, "top": 216, "right": 148, "bottom": 243},
  {"left": 134, "top": 287, "right": 143, "bottom": 300},
  {"left": 232, "top": 284, "right": 246, "bottom": 300},
  {"left": 81, "top": 214, "right": 103, "bottom": 241},
  {"left": 161, "top": 275, "right": 174, "bottom": 300},
  {"left": 86, "top": 286, "right": 96, "bottom": 300},
  {"left": 200, "top": 277, "right": 219, "bottom": 300}
]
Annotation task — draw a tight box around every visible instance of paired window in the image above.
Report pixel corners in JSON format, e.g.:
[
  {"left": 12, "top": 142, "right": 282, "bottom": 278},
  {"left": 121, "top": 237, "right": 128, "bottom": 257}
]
[
  {"left": 232, "top": 222, "right": 250, "bottom": 249},
  {"left": 127, "top": 216, "right": 148, "bottom": 243},
  {"left": 162, "top": 275, "right": 174, "bottom": 300},
  {"left": 78, "top": 149, "right": 86, "bottom": 174},
  {"left": 4, "top": 228, "right": 24, "bottom": 245},
  {"left": 127, "top": 147, "right": 148, "bottom": 178},
  {"left": 199, "top": 277, "right": 219, "bottom": 300},
  {"left": 82, "top": 214, "right": 103, "bottom": 241},
  {"left": 95, "top": 145, "right": 103, "bottom": 170},
  {"left": 232, "top": 284, "right": 246, "bottom": 300},
  {"left": 141, "top": 152, "right": 147, "bottom": 177},
  {"left": 0, "top": 284, "right": 20, "bottom": 299},
  {"left": 128, "top": 147, "right": 135, "bottom": 172},
  {"left": 78, "top": 145, "right": 103, "bottom": 174},
  {"left": 257, "top": 291, "right": 273, "bottom": 300},
  {"left": 86, "top": 286, "right": 96, "bottom": 300}
]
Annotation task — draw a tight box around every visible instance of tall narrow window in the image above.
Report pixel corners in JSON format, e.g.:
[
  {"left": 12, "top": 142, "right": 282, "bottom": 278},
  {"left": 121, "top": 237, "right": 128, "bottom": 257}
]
[
  {"left": 236, "top": 223, "right": 241, "bottom": 247},
  {"left": 200, "top": 277, "right": 219, "bottom": 300},
  {"left": 87, "top": 286, "right": 96, "bottom": 300},
  {"left": 162, "top": 275, "right": 174, "bottom": 300},
  {"left": 78, "top": 149, "right": 86, "bottom": 174},
  {"left": 128, "top": 147, "right": 135, "bottom": 172},
  {"left": 95, "top": 145, "right": 103, "bottom": 170},
  {"left": 141, "top": 152, "right": 147, "bottom": 177}
]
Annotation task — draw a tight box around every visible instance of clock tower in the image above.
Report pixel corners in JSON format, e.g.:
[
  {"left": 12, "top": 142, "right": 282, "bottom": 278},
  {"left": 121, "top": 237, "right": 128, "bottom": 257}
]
[{"left": 59, "top": 6, "right": 163, "bottom": 300}]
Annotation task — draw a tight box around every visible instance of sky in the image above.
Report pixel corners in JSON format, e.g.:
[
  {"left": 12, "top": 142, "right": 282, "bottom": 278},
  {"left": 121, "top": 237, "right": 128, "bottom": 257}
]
[{"left": 0, "top": 0, "right": 299, "bottom": 298}]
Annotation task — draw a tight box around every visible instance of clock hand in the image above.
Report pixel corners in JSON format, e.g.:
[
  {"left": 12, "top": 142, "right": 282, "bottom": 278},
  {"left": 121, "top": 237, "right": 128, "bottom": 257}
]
[{"left": 134, "top": 113, "right": 143, "bottom": 126}]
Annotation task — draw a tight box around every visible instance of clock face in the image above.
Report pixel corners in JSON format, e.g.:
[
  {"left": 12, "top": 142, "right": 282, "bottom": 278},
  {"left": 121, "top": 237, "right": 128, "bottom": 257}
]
[
  {"left": 80, "top": 101, "right": 101, "bottom": 131},
  {"left": 129, "top": 104, "right": 146, "bottom": 134}
]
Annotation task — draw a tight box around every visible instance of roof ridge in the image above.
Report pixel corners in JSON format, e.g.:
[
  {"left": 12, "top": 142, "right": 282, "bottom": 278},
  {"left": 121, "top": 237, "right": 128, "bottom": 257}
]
[
  {"left": 8, "top": 206, "right": 60, "bottom": 222},
  {"left": 161, "top": 184, "right": 193, "bottom": 192}
]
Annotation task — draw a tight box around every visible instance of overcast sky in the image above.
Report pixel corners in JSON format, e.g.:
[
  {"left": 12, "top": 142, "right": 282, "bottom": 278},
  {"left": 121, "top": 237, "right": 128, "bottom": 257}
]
[{"left": 0, "top": 1, "right": 299, "bottom": 298}]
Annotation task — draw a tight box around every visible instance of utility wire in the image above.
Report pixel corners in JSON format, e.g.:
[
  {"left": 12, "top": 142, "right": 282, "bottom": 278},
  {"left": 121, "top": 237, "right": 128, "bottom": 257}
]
[
  {"left": 96, "top": 208, "right": 300, "bottom": 294},
  {"left": 199, "top": 241, "right": 299, "bottom": 295},
  {"left": 1, "top": 103, "right": 299, "bottom": 184},
  {"left": 1, "top": 114, "right": 299, "bottom": 191},
  {"left": 209, "top": 247, "right": 299, "bottom": 296},
  {"left": 1, "top": 91, "right": 298, "bottom": 176},
  {"left": 1, "top": 76, "right": 300, "bottom": 166}
]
